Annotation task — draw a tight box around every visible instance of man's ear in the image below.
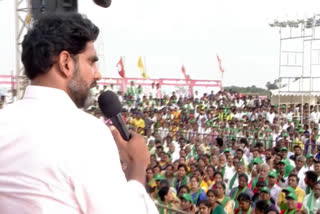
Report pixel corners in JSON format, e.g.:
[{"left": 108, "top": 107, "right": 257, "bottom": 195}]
[{"left": 57, "top": 51, "right": 75, "bottom": 78}]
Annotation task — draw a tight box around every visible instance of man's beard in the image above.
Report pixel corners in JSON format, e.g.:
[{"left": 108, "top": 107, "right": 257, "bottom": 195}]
[{"left": 68, "top": 65, "right": 95, "bottom": 108}]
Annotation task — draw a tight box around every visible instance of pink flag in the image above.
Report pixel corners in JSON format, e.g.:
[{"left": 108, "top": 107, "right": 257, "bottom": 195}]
[
  {"left": 117, "top": 57, "right": 125, "bottom": 78},
  {"left": 217, "top": 55, "right": 224, "bottom": 73},
  {"left": 181, "top": 65, "right": 189, "bottom": 80}
]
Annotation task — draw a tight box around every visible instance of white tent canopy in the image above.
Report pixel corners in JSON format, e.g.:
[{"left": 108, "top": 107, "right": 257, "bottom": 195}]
[{"left": 270, "top": 78, "right": 320, "bottom": 96}]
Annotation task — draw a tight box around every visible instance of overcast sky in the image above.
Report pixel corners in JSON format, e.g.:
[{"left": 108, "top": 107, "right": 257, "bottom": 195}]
[{"left": 1, "top": 0, "right": 320, "bottom": 88}]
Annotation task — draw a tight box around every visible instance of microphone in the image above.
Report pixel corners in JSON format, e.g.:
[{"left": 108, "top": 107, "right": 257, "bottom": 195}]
[
  {"left": 98, "top": 90, "right": 131, "bottom": 141},
  {"left": 93, "top": 0, "right": 112, "bottom": 8}
]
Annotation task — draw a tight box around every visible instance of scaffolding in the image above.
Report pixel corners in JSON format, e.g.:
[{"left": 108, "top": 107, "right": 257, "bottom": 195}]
[
  {"left": 15, "top": 0, "right": 31, "bottom": 99},
  {"left": 270, "top": 15, "right": 320, "bottom": 124}
]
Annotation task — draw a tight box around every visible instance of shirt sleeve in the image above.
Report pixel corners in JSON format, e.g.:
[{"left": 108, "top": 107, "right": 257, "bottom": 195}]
[{"left": 63, "top": 118, "right": 158, "bottom": 214}]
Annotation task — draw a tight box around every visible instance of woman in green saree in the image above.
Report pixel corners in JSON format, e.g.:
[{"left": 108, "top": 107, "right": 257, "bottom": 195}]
[{"left": 207, "top": 189, "right": 226, "bottom": 214}]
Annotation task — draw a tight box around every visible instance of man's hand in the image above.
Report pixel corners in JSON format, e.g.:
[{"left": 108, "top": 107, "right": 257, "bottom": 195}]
[{"left": 110, "top": 126, "right": 150, "bottom": 184}]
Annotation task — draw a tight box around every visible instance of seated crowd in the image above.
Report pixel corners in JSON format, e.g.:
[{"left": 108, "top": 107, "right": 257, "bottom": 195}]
[{"left": 88, "top": 85, "right": 320, "bottom": 214}]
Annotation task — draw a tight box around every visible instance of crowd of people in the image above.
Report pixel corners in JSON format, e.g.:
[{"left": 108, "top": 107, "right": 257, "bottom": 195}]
[
  {"left": 88, "top": 82, "right": 320, "bottom": 214},
  {"left": 2, "top": 80, "right": 320, "bottom": 214}
]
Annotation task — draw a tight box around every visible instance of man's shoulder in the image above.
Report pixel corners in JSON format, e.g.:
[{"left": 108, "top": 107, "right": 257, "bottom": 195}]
[
  {"left": 296, "top": 187, "right": 305, "bottom": 193},
  {"left": 273, "top": 184, "right": 282, "bottom": 190}
]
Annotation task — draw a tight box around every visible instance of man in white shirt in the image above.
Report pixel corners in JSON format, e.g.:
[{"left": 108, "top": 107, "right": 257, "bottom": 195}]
[
  {"left": 0, "top": 13, "right": 157, "bottom": 214},
  {"left": 311, "top": 107, "right": 320, "bottom": 124},
  {"left": 267, "top": 171, "right": 282, "bottom": 204},
  {"left": 303, "top": 181, "right": 320, "bottom": 214},
  {"left": 267, "top": 109, "right": 276, "bottom": 124}
]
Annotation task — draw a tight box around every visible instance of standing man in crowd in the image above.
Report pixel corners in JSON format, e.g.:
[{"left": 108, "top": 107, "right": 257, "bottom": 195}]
[{"left": 0, "top": 13, "right": 157, "bottom": 214}]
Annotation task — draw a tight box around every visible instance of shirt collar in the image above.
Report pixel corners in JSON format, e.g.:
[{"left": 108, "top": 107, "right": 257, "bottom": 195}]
[{"left": 23, "top": 85, "right": 77, "bottom": 109}]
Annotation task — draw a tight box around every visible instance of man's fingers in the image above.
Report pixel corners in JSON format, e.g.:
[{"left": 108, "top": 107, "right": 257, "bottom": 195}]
[
  {"left": 110, "top": 126, "right": 124, "bottom": 144},
  {"left": 128, "top": 130, "right": 137, "bottom": 138},
  {"left": 109, "top": 125, "right": 128, "bottom": 157}
]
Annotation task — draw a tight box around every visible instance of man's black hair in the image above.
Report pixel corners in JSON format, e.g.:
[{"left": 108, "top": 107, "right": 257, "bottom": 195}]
[
  {"left": 156, "top": 145, "right": 163, "bottom": 151},
  {"left": 255, "top": 200, "right": 269, "bottom": 213},
  {"left": 293, "top": 145, "right": 301, "bottom": 149},
  {"left": 288, "top": 173, "right": 300, "bottom": 182},
  {"left": 236, "top": 148, "right": 244, "bottom": 154},
  {"left": 22, "top": 13, "right": 99, "bottom": 80},
  {"left": 237, "top": 192, "right": 251, "bottom": 202},
  {"left": 216, "top": 137, "right": 223, "bottom": 147},
  {"left": 159, "top": 179, "right": 170, "bottom": 188},
  {"left": 305, "top": 170, "right": 318, "bottom": 183}
]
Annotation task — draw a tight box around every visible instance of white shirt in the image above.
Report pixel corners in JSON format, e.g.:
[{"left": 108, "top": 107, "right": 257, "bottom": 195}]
[
  {"left": 310, "top": 111, "right": 320, "bottom": 123},
  {"left": 224, "top": 165, "right": 235, "bottom": 184},
  {"left": 0, "top": 86, "right": 158, "bottom": 214},
  {"left": 267, "top": 112, "right": 275, "bottom": 123},
  {"left": 303, "top": 193, "right": 320, "bottom": 214},
  {"left": 170, "top": 150, "right": 180, "bottom": 162},
  {"left": 270, "top": 184, "right": 281, "bottom": 202}
]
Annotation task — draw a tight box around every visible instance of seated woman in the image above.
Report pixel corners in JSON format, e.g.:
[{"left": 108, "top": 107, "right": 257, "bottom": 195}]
[
  {"left": 229, "top": 173, "right": 253, "bottom": 209},
  {"left": 215, "top": 181, "right": 235, "bottom": 214},
  {"left": 190, "top": 176, "right": 208, "bottom": 206},
  {"left": 211, "top": 171, "right": 224, "bottom": 190},
  {"left": 177, "top": 185, "right": 189, "bottom": 197},
  {"left": 204, "top": 165, "right": 215, "bottom": 189},
  {"left": 207, "top": 189, "right": 226, "bottom": 214}
]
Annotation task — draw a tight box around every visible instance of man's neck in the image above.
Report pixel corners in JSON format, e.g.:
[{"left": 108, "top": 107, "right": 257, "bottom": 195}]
[{"left": 291, "top": 185, "right": 297, "bottom": 190}]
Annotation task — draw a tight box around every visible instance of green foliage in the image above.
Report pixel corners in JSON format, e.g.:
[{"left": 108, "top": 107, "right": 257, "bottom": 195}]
[
  {"left": 265, "top": 81, "right": 279, "bottom": 90},
  {"left": 224, "top": 85, "right": 268, "bottom": 95}
]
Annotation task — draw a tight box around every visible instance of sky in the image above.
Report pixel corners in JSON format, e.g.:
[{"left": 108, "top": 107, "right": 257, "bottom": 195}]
[{"left": 0, "top": 0, "right": 320, "bottom": 88}]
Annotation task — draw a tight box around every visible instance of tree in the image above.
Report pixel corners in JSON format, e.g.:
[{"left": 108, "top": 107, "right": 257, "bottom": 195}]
[{"left": 266, "top": 81, "right": 278, "bottom": 91}]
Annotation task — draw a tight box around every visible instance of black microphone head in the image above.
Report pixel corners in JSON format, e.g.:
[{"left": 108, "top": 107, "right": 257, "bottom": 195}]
[
  {"left": 98, "top": 90, "right": 122, "bottom": 118},
  {"left": 93, "top": 0, "right": 112, "bottom": 8}
]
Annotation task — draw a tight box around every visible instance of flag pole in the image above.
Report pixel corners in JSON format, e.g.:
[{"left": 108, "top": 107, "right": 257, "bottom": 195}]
[
  {"left": 143, "top": 56, "right": 148, "bottom": 79},
  {"left": 221, "top": 69, "right": 224, "bottom": 89},
  {"left": 217, "top": 54, "right": 224, "bottom": 90}
]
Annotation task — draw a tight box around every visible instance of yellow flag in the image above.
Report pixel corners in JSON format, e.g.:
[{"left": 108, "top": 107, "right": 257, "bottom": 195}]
[{"left": 137, "top": 56, "right": 149, "bottom": 79}]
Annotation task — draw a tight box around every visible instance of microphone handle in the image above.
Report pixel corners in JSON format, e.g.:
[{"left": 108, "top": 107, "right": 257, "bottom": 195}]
[{"left": 111, "top": 114, "right": 131, "bottom": 141}]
